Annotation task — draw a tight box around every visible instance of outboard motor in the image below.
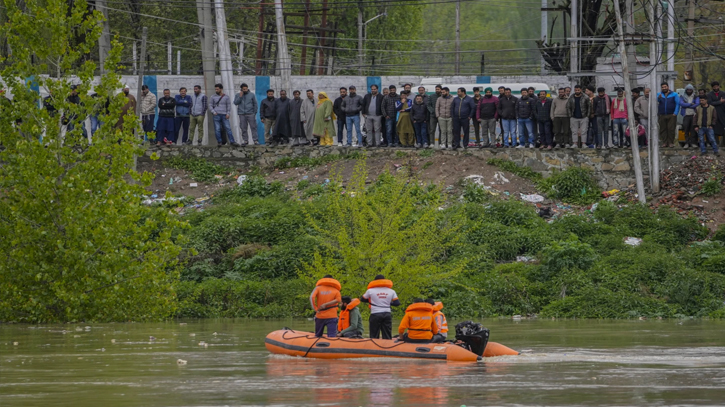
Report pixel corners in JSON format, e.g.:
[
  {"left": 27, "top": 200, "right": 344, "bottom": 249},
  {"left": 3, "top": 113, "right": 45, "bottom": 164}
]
[{"left": 454, "top": 321, "right": 490, "bottom": 357}]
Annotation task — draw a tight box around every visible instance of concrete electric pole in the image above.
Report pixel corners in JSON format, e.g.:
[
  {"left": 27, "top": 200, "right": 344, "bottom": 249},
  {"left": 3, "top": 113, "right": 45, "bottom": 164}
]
[
  {"left": 275, "top": 0, "right": 292, "bottom": 92},
  {"left": 214, "top": 0, "right": 240, "bottom": 144},
  {"left": 196, "top": 0, "right": 217, "bottom": 145},
  {"left": 614, "top": 0, "right": 647, "bottom": 204}
]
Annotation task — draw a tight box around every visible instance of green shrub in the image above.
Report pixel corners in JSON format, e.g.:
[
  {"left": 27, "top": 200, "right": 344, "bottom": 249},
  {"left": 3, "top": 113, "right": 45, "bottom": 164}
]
[
  {"left": 166, "top": 156, "right": 232, "bottom": 182},
  {"left": 540, "top": 239, "right": 598, "bottom": 279},
  {"left": 537, "top": 167, "right": 600, "bottom": 205},
  {"left": 701, "top": 172, "right": 723, "bottom": 196},
  {"left": 486, "top": 158, "right": 542, "bottom": 180},
  {"left": 540, "top": 287, "right": 678, "bottom": 318},
  {"left": 419, "top": 149, "right": 434, "bottom": 158},
  {"left": 214, "top": 177, "right": 285, "bottom": 202}
]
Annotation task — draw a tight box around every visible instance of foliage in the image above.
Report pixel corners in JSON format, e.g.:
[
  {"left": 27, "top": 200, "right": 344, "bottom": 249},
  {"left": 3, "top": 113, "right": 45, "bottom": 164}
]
[
  {"left": 539, "top": 239, "right": 599, "bottom": 279},
  {"left": 419, "top": 149, "right": 434, "bottom": 158},
  {"left": 300, "top": 161, "right": 467, "bottom": 305},
  {"left": 462, "top": 181, "right": 493, "bottom": 204},
  {"left": 537, "top": 167, "right": 601, "bottom": 205},
  {"left": 176, "top": 279, "right": 309, "bottom": 318},
  {"left": 486, "top": 158, "right": 542, "bottom": 180},
  {"left": 213, "top": 177, "right": 284, "bottom": 202},
  {"left": 701, "top": 172, "right": 723, "bottom": 196},
  {"left": 0, "top": 0, "right": 186, "bottom": 323},
  {"left": 165, "top": 156, "right": 233, "bottom": 183},
  {"left": 275, "top": 151, "right": 366, "bottom": 169}
]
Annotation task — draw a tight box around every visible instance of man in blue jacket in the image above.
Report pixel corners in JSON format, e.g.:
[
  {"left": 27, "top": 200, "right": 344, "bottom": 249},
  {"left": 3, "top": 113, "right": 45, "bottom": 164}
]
[
  {"left": 234, "top": 83, "right": 258, "bottom": 145},
  {"left": 657, "top": 82, "right": 680, "bottom": 148},
  {"left": 451, "top": 87, "right": 476, "bottom": 149},
  {"left": 174, "top": 87, "right": 193, "bottom": 144}
]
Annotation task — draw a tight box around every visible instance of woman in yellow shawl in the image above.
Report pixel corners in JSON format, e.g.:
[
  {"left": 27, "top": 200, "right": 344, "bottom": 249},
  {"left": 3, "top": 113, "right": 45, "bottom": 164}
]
[{"left": 313, "top": 91, "right": 336, "bottom": 146}]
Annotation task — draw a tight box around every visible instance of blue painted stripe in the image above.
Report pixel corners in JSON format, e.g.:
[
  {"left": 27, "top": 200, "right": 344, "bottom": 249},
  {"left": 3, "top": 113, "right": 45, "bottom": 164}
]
[
  {"left": 255, "top": 76, "right": 270, "bottom": 144},
  {"left": 476, "top": 76, "right": 491, "bottom": 84},
  {"left": 366, "top": 76, "right": 382, "bottom": 93},
  {"left": 143, "top": 75, "right": 158, "bottom": 127}
]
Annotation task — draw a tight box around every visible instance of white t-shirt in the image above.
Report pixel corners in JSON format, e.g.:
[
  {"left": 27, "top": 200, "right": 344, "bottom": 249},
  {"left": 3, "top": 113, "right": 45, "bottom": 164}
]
[{"left": 363, "top": 287, "right": 399, "bottom": 314}]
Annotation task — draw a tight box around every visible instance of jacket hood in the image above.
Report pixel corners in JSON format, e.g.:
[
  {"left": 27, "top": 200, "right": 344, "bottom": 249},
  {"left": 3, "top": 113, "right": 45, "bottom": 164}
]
[
  {"left": 433, "top": 302, "right": 443, "bottom": 312},
  {"left": 406, "top": 302, "right": 434, "bottom": 313},
  {"left": 685, "top": 84, "right": 695, "bottom": 91}
]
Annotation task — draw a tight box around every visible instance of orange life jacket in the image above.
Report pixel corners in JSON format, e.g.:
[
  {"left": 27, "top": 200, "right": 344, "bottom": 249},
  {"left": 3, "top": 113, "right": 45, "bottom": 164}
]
[
  {"left": 367, "top": 279, "right": 393, "bottom": 289},
  {"left": 310, "top": 278, "right": 342, "bottom": 319},
  {"left": 337, "top": 298, "right": 361, "bottom": 331},
  {"left": 398, "top": 302, "right": 438, "bottom": 340},
  {"left": 432, "top": 302, "right": 448, "bottom": 334}
]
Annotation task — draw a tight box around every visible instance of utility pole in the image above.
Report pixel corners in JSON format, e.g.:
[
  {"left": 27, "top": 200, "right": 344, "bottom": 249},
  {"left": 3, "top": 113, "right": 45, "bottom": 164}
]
[
  {"left": 684, "top": 0, "right": 695, "bottom": 82},
  {"left": 570, "top": 0, "right": 577, "bottom": 87},
  {"left": 541, "top": 0, "right": 547, "bottom": 75},
  {"left": 614, "top": 0, "right": 647, "bottom": 204},
  {"left": 96, "top": 0, "right": 111, "bottom": 74},
  {"left": 666, "top": 0, "right": 675, "bottom": 88},
  {"left": 214, "top": 0, "right": 240, "bottom": 143},
  {"left": 177, "top": 50, "right": 181, "bottom": 75},
  {"left": 300, "top": 0, "right": 311, "bottom": 75},
  {"left": 167, "top": 42, "right": 172, "bottom": 75},
  {"left": 649, "top": 0, "right": 661, "bottom": 192},
  {"left": 132, "top": 42, "right": 138, "bottom": 75},
  {"left": 455, "top": 0, "right": 461, "bottom": 75},
  {"left": 358, "top": 0, "right": 364, "bottom": 75},
  {"left": 317, "top": 0, "right": 328, "bottom": 75},
  {"left": 275, "top": 0, "right": 291, "bottom": 92},
  {"left": 196, "top": 0, "right": 217, "bottom": 146},
  {"left": 625, "top": 0, "right": 637, "bottom": 83}
]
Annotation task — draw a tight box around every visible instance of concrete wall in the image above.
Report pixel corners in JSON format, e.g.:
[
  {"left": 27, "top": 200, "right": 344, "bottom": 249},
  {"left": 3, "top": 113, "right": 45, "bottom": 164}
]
[{"left": 141, "top": 144, "right": 689, "bottom": 190}]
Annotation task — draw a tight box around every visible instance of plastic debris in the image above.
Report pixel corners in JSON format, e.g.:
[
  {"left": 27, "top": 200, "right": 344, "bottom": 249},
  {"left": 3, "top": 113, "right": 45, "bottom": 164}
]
[
  {"left": 493, "top": 171, "right": 510, "bottom": 184},
  {"left": 520, "top": 193, "right": 545, "bottom": 203},
  {"left": 177, "top": 359, "right": 187, "bottom": 365},
  {"left": 624, "top": 237, "right": 643, "bottom": 246},
  {"left": 237, "top": 175, "right": 247, "bottom": 185},
  {"left": 464, "top": 174, "right": 485, "bottom": 185},
  {"left": 516, "top": 256, "right": 535, "bottom": 263},
  {"left": 189, "top": 183, "right": 198, "bottom": 188}
]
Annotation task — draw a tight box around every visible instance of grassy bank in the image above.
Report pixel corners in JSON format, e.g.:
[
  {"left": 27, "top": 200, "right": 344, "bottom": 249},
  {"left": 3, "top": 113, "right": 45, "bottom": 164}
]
[{"left": 174, "top": 160, "right": 725, "bottom": 320}]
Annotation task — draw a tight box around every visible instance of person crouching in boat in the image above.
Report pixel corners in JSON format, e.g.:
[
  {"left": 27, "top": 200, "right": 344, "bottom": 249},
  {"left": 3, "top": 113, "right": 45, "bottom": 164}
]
[
  {"left": 397, "top": 298, "right": 439, "bottom": 343},
  {"left": 309, "top": 275, "right": 342, "bottom": 338},
  {"left": 431, "top": 301, "right": 449, "bottom": 343},
  {"left": 360, "top": 274, "right": 401, "bottom": 340},
  {"left": 337, "top": 296, "right": 364, "bottom": 338}
]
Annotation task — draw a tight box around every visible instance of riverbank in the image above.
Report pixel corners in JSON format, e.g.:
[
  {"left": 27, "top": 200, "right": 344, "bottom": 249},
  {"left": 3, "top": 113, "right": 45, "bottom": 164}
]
[{"left": 155, "top": 157, "right": 725, "bottom": 320}]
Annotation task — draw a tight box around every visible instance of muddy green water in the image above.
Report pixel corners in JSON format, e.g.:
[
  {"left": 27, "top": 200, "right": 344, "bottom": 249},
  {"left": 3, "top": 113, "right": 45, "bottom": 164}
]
[{"left": 1, "top": 319, "right": 724, "bottom": 406}]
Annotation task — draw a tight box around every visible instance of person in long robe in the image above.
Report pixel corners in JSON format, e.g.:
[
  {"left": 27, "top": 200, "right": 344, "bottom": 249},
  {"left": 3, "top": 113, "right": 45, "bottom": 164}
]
[
  {"left": 313, "top": 92, "right": 336, "bottom": 146},
  {"left": 272, "top": 90, "right": 292, "bottom": 145},
  {"left": 396, "top": 92, "right": 415, "bottom": 147},
  {"left": 289, "top": 90, "right": 306, "bottom": 146},
  {"left": 300, "top": 89, "right": 317, "bottom": 145}
]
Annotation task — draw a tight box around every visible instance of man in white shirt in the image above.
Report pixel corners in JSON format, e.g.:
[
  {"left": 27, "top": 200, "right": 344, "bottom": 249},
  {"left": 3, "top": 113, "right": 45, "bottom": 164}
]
[{"left": 360, "top": 274, "right": 401, "bottom": 339}]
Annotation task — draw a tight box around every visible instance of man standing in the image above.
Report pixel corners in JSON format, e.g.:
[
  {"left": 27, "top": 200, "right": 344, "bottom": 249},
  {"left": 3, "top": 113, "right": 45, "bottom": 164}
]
[
  {"left": 498, "top": 88, "right": 518, "bottom": 147},
  {"left": 592, "top": 87, "right": 611, "bottom": 149},
  {"left": 272, "top": 90, "right": 292, "bottom": 145},
  {"left": 156, "top": 89, "right": 176, "bottom": 145},
  {"left": 140, "top": 85, "right": 156, "bottom": 139},
  {"left": 634, "top": 88, "right": 650, "bottom": 139},
  {"left": 657, "top": 82, "right": 680, "bottom": 148},
  {"left": 476, "top": 87, "right": 498, "bottom": 148},
  {"left": 333, "top": 87, "right": 347, "bottom": 145},
  {"left": 174, "top": 87, "right": 192, "bottom": 145},
  {"left": 550, "top": 87, "right": 570, "bottom": 148},
  {"left": 309, "top": 275, "right": 342, "bottom": 338},
  {"left": 209, "top": 83, "right": 239, "bottom": 146},
  {"left": 435, "top": 87, "right": 453, "bottom": 149},
  {"left": 300, "top": 89, "right": 317, "bottom": 145},
  {"left": 527, "top": 87, "right": 539, "bottom": 144},
  {"left": 342, "top": 85, "right": 363, "bottom": 147},
  {"left": 427, "top": 85, "right": 442, "bottom": 147},
  {"left": 693, "top": 96, "right": 720, "bottom": 156},
  {"left": 565, "top": 86, "right": 572, "bottom": 98},
  {"left": 117, "top": 85, "right": 137, "bottom": 131},
  {"left": 496, "top": 86, "right": 506, "bottom": 146},
  {"left": 189, "top": 85, "right": 207, "bottom": 145},
  {"left": 680, "top": 84, "right": 699, "bottom": 149},
  {"left": 362, "top": 84, "right": 383, "bottom": 147},
  {"left": 611, "top": 89, "right": 629, "bottom": 148},
  {"left": 534, "top": 90, "right": 553, "bottom": 149},
  {"left": 233, "top": 83, "right": 258, "bottom": 145},
  {"left": 706, "top": 81, "right": 725, "bottom": 146},
  {"left": 260, "top": 89, "right": 277, "bottom": 145},
  {"left": 382, "top": 85, "right": 400, "bottom": 147},
  {"left": 585, "top": 85, "right": 597, "bottom": 147},
  {"left": 360, "top": 275, "right": 400, "bottom": 340},
  {"left": 566, "top": 85, "right": 591, "bottom": 148},
  {"left": 289, "top": 90, "right": 305, "bottom": 146},
  {"left": 471, "top": 87, "right": 483, "bottom": 145},
  {"left": 451, "top": 87, "right": 475, "bottom": 149},
  {"left": 515, "top": 87, "right": 535, "bottom": 148}
]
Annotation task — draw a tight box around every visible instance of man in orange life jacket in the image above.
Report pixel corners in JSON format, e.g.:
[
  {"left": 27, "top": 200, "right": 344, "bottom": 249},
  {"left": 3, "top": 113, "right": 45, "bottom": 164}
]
[
  {"left": 431, "top": 301, "right": 449, "bottom": 343},
  {"left": 360, "top": 274, "right": 401, "bottom": 340},
  {"left": 309, "top": 274, "right": 342, "bottom": 338},
  {"left": 337, "top": 296, "right": 364, "bottom": 338},
  {"left": 398, "top": 298, "right": 439, "bottom": 343}
]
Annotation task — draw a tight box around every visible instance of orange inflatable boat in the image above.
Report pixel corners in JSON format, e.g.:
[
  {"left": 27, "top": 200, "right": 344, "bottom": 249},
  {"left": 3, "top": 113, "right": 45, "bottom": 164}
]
[{"left": 265, "top": 329, "right": 518, "bottom": 362}]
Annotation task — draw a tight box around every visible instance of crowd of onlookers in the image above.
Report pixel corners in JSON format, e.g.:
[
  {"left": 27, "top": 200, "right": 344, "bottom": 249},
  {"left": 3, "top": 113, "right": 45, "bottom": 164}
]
[{"left": 6, "top": 79, "right": 723, "bottom": 156}]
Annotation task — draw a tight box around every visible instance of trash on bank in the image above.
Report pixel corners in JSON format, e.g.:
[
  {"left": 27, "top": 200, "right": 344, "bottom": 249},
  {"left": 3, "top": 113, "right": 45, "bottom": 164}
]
[
  {"left": 520, "top": 193, "right": 545, "bottom": 203},
  {"left": 624, "top": 237, "right": 643, "bottom": 246},
  {"left": 516, "top": 256, "right": 536, "bottom": 263}
]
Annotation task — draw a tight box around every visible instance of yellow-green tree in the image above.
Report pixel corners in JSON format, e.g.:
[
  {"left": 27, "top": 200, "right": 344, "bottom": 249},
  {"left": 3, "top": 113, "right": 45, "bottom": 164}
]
[
  {"left": 301, "top": 161, "right": 466, "bottom": 306},
  {"left": 0, "top": 0, "right": 186, "bottom": 322}
]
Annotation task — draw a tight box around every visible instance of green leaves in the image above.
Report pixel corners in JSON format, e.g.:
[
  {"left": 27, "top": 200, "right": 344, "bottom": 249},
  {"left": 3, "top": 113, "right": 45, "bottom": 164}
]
[{"left": 0, "top": 0, "right": 186, "bottom": 323}]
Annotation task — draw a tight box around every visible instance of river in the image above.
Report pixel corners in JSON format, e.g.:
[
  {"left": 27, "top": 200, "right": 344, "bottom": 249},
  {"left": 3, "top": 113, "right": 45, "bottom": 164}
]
[{"left": 1, "top": 319, "right": 724, "bottom": 406}]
